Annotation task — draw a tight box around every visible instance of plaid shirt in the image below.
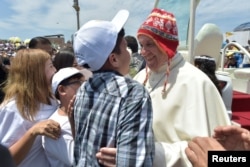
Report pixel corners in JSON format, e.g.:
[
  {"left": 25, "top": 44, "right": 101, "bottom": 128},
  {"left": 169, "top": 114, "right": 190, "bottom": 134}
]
[{"left": 74, "top": 71, "right": 154, "bottom": 167}]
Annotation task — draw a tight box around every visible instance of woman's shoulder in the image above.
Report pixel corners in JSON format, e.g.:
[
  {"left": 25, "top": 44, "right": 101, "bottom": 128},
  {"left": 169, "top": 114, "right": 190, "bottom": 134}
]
[
  {"left": 36, "top": 98, "right": 59, "bottom": 120},
  {"left": 181, "top": 62, "right": 212, "bottom": 78},
  {"left": 0, "top": 99, "right": 18, "bottom": 114}
]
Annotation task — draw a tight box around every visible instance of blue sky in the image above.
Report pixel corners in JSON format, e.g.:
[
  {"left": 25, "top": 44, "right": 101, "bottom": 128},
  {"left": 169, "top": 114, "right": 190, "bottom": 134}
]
[{"left": 0, "top": 0, "right": 249, "bottom": 43}]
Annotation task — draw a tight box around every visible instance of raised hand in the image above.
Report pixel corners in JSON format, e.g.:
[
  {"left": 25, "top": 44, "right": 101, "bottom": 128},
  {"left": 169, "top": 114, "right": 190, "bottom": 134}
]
[
  {"left": 213, "top": 125, "right": 250, "bottom": 150},
  {"left": 185, "top": 137, "right": 225, "bottom": 167},
  {"left": 67, "top": 95, "right": 76, "bottom": 138}
]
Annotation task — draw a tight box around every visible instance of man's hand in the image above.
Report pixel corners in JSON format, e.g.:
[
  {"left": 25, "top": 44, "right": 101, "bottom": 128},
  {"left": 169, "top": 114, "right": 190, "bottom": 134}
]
[
  {"left": 96, "top": 147, "right": 116, "bottom": 167},
  {"left": 213, "top": 125, "right": 250, "bottom": 150},
  {"left": 185, "top": 137, "right": 225, "bottom": 167},
  {"left": 67, "top": 95, "right": 76, "bottom": 138}
]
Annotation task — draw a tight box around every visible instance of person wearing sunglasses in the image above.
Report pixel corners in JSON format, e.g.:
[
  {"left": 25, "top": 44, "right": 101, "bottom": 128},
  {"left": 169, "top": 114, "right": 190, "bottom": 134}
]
[{"left": 42, "top": 67, "right": 84, "bottom": 167}]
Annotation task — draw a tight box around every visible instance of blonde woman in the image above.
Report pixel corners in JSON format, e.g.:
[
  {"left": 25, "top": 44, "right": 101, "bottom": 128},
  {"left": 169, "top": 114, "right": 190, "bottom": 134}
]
[{"left": 0, "top": 49, "right": 60, "bottom": 167}]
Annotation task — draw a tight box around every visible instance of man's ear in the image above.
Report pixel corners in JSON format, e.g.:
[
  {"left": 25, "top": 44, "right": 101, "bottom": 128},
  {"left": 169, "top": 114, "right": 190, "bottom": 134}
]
[
  {"left": 108, "top": 53, "right": 119, "bottom": 68},
  {"left": 57, "top": 85, "right": 67, "bottom": 96}
]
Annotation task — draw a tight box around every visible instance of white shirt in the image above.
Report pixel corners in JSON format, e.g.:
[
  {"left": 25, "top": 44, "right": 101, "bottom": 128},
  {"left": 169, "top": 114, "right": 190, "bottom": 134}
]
[
  {"left": 134, "top": 53, "right": 231, "bottom": 167},
  {"left": 0, "top": 98, "right": 58, "bottom": 167},
  {"left": 42, "top": 109, "right": 74, "bottom": 167}
]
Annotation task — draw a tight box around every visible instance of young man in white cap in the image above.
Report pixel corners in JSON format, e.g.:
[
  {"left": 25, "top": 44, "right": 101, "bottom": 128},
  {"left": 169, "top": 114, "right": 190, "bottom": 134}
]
[
  {"left": 42, "top": 67, "right": 84, "bottom": 167},
  {"left": 73, "top": 9, "right": 154, "bottom": 166}
]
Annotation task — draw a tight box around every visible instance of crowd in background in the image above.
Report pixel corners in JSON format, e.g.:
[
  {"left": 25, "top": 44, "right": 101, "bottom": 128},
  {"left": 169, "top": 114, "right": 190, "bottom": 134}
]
[{"left": 223, "top": 39, "right": 250, "bottom": 68}]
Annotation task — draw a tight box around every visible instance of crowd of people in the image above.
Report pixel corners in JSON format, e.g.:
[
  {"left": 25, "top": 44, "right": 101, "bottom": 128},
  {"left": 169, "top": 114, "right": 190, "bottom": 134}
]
[
  {"left": 0, "top": 7, "right": 250, "bottom": 167},
  {"left": 223, "top": 39, "right": 250, "bottom": 68},
  {"left": 0, "top": 41, "right": 18, "bottom": 58}
]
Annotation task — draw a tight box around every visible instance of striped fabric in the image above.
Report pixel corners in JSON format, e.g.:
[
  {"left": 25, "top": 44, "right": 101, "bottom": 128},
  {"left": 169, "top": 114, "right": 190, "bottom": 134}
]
[{"left": 74, "top": 71, "right": 155, "bottom": 167}]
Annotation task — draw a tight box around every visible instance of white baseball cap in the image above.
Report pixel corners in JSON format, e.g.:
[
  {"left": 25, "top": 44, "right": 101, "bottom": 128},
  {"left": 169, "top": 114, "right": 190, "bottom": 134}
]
[
  {"left": 52, "top": 67, "right": 82, "bottom": 94},
  {"left": 73, "top": 9, "right": 129, "bottom": 71}
]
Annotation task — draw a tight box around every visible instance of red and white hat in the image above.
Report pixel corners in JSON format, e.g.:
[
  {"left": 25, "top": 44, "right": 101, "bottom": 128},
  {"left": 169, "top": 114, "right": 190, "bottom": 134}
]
[{"left": 137, "top": 8, "right": 179, "bottom": 58}]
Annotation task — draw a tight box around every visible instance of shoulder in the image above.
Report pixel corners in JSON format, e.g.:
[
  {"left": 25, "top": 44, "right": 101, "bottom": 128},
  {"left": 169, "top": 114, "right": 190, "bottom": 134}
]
[
  {"left": 49, "top": 109, "right": 69, "bottom": 126},
  {"left": 86, "top": 72, "right": 149, "bottom": 98},
  {"left": 0, "top": 99, "right": 20, "bottom": 117},
  {"left": 117, "top": 75, "right": 149, "bottom": 99},
  {"left": 169, "top": 60, "right": 216, "bottom": 89},
  {"left": 0, "top": 100, "right": 27, "bottom": 146},
  {"left": 133, "top": 68, "right": 146, "bottom": 83},
  {"left": 123, "top": 78, "right": 150, "bottom": 99},
  {"left": 180, "top": 61, "right": 212, "bottom": 79}
]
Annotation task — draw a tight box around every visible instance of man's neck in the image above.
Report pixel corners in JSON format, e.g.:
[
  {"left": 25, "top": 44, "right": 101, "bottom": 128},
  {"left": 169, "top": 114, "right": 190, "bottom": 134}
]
[{"left": 58, "top": 106, "right": 67, "bottom": 116}]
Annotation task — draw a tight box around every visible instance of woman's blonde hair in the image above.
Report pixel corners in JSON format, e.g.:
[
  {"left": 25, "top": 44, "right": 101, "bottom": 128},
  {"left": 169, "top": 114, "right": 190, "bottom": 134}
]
[{"left": 3, "top": 49, "right": 54, "bottom": 120}]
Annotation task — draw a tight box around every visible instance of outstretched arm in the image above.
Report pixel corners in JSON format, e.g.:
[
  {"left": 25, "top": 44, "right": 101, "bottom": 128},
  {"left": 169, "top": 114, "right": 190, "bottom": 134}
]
[
  {"left": 9, "top": 119, "right": 61, "bottom": 165},
  {"left": 185, "top": 125, "right": 250, "bottom": 167},
  {"left": 213, "top": 125, "right": 250, "bottom": 150},
  {"left": 185, "top": 137, "right": 225, "bottom": 167}
]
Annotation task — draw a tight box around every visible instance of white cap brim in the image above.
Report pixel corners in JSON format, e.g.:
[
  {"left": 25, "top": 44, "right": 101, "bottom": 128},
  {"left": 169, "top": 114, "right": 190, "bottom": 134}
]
[{"left": 112, "top": 9, "right": 129, "bottom": 32}]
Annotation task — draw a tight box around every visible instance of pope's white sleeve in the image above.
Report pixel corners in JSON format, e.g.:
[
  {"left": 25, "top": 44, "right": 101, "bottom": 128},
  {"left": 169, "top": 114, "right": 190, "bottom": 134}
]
[{"left": 153, "top": 141, "right": 192, "bottom": 167}]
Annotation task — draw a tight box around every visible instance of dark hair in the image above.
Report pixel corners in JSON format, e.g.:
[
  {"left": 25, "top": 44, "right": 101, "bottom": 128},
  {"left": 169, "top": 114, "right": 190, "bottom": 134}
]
[
  {"left": 55, "top": 73, "right": 83, "bottom": 99},
  {"left": 53, "top": 49, "right": 75, "bottom": 71},
  {"left": 16, "top": 45, "right": 27, "bottom": 51},
  {"left": 111, "top": 28, "right": 125, "bottom": 55},
  {"left": 125, "top": 35, "right": 138, "bottom": 53},
  {"left": 194, "top": 55, "right": 222, "bottom": 95},
  {"left": 2, "top": 57, "right": 10, "bottom": 66},
  {"left": 0, "top": 56, "right": 8, "bottom": 103},
  {"left": 28, "top": 36, "right": 52, "bottom": 48}
]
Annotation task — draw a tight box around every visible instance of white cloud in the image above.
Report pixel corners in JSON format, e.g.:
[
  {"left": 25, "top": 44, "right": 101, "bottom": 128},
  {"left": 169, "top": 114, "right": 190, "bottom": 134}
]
[
  {"left": 196, "top": 0, "right": 250, "bottom": 33},
  {"left": 0, "top": 0, "right": 77, "bottom": 40},
  {"left": 79, "top": 1, "right": 154, "bottom": 36},
  {"left": 0, "top": 0, "right": 249, "bottom": 43},
  {"left": 0, "top": 0, "right": 154, "bottom": 41}
]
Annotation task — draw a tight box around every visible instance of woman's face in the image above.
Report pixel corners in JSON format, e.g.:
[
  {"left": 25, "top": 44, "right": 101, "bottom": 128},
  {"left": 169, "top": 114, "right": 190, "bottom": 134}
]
[
  {"left": 45, "top": 59, "right": 57, "bottom": 85},
  {"left": 138, "top": 35, "right": 167, "bottom": 71}
]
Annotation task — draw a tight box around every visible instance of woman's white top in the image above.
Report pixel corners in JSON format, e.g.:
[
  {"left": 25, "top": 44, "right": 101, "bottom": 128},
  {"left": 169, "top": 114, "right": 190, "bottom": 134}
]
[{"left": 0, "top": 98, "right": 58, "bottom": 167}]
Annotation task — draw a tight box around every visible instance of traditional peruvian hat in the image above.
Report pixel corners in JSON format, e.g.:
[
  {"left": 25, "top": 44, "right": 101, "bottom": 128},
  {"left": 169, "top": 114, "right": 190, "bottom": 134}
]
[{"left": 137, "top": 8, "right": 179, "bottom": 58}]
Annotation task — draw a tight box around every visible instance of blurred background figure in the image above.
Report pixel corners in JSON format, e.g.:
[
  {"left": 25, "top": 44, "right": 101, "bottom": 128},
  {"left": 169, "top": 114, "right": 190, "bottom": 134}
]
[
  {"left": 0, "top": 56, "right": 9, "bottom": 103},
  {"left": 53, "top": 49, "right": 80, "bottom": 71},
  {"left": 53, "top": 48, "right": 92, "bottom": 80},
  {"left": 194, "top": 55, "right": 222, "bottom": 95},
  {"left": 28, "top": 36, "right": 54, "bottom": 57},
  {"left": 125, "top": 35, "right": 145, "bottom": 77},
  {"left": 224, "top": 42, "right": 243, "bottom": 68},
  {"left": 221, "top": 38, "right": 229, "bottom": 49}
]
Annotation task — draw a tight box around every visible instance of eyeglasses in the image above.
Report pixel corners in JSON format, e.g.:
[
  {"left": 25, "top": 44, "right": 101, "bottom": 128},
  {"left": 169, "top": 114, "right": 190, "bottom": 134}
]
[{"left": 63, "top": 80, "right": 84, "bottom": 86}]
